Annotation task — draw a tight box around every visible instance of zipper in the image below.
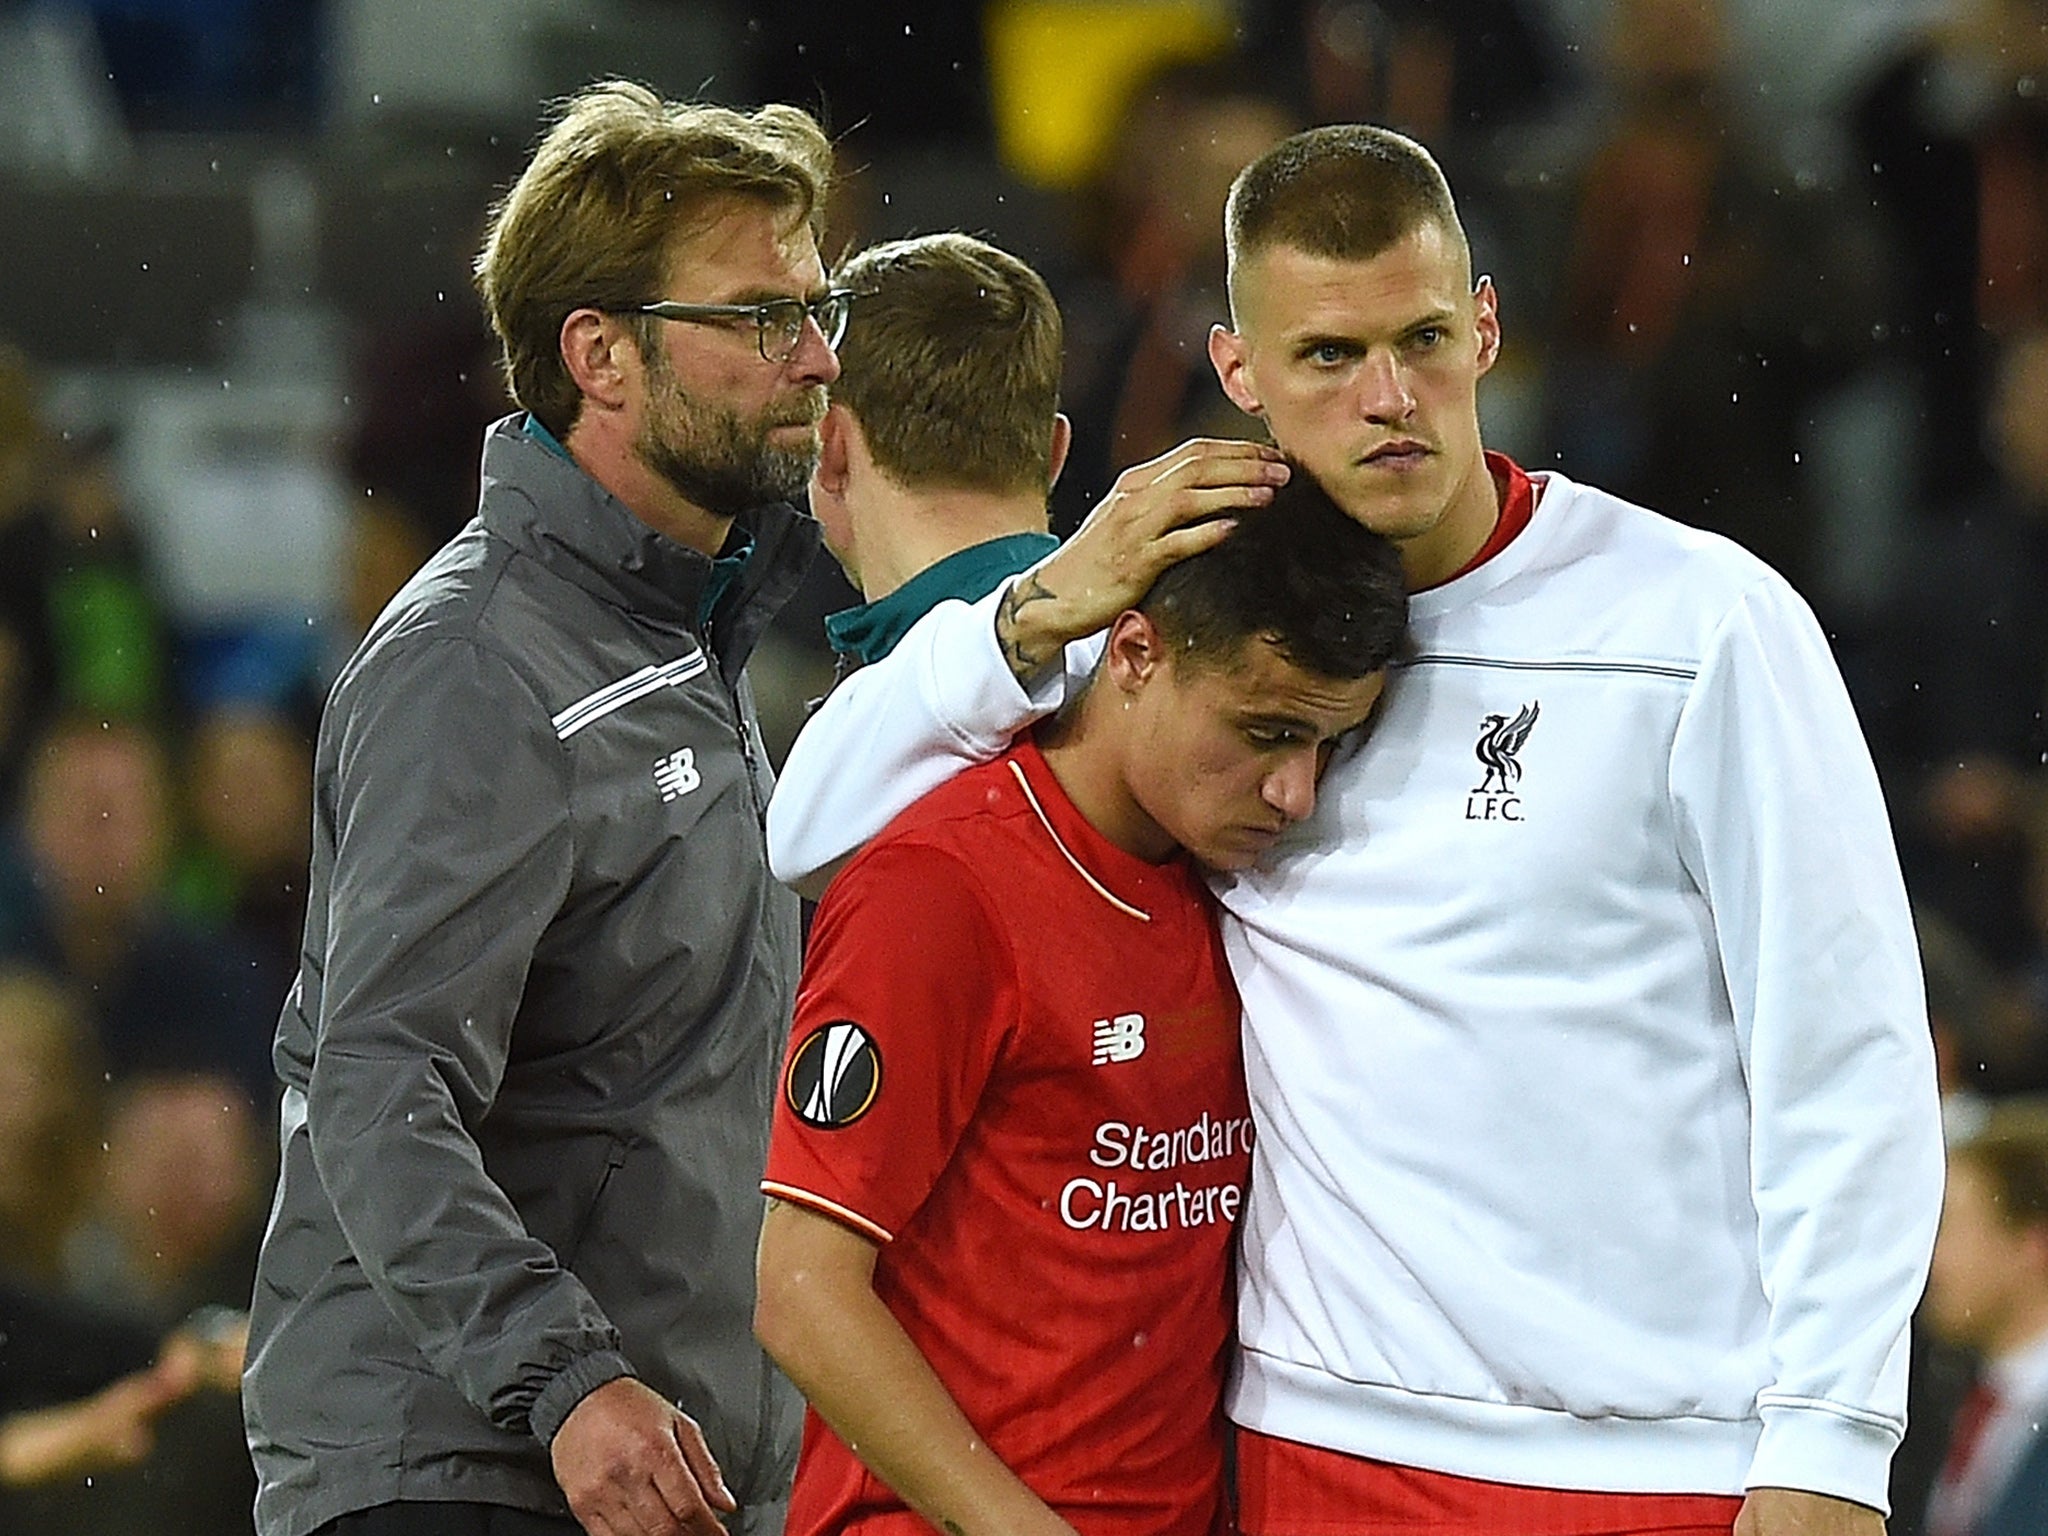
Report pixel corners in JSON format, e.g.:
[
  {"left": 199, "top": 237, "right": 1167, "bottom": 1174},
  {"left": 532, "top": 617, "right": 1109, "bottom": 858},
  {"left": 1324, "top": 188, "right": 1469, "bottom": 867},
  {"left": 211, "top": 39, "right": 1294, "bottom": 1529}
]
[{"left": 720, "top": 672, "right": 769, "bottom": 824}]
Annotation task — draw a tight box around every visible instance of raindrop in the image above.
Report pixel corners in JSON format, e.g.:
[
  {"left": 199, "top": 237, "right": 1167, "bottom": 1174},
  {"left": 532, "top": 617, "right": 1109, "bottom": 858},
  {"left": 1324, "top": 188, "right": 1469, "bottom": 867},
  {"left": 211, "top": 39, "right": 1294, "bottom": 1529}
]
[{"left": 372, "top": 92, "right": 382, "bottom": 105}]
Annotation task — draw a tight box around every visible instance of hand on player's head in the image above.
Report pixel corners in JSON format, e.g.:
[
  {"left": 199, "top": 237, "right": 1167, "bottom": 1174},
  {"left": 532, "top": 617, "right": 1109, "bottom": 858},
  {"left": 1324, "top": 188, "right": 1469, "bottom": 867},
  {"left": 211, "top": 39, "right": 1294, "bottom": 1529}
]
[{"left": 994, "top": 439, "right": 1289, "bottom": 681}]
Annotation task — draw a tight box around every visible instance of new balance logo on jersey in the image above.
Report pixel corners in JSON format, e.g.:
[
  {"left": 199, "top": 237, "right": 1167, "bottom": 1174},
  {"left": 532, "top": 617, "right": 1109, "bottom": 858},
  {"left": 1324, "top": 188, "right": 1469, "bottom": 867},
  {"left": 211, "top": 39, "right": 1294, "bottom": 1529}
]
[
  {"left": 1467, "top": 701, "right": 1539, "bottom": 822},
  {"left": 786, "top": 1021, "right": 882, "bottom": 1129},
  {"left": 653, "top": 748, "right": 701, "bottom": 802},
  {"left": 1092, "top": 1013, "right": 1146, "bottom": 1065}
]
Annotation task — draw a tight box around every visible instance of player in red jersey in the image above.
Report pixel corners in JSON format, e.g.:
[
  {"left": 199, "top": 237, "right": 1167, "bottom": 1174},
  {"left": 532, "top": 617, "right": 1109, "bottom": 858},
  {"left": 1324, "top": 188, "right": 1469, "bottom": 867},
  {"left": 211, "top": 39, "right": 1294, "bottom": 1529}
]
[{"left": 753, "top": 474, "right": 1407, "bottom": 1536}]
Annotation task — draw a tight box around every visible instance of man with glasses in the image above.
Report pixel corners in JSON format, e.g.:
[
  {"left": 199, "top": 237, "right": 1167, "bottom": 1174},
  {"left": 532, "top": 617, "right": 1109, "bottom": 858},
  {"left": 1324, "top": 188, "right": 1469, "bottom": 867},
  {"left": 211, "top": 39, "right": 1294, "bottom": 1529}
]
[{"left": 243, "top": 82, "right": 834, "bottom": 1536}]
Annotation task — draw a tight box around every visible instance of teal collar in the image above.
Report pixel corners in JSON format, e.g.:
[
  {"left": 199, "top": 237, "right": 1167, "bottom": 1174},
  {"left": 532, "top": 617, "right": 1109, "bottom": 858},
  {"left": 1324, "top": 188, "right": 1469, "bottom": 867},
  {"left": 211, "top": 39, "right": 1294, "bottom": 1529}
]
[
  {"left": 525, "top": 413, "right": 573, "bottom": 461},
  {"left": 700, "top": 527, "right": 755, "bottom": 629},
  {"left": 825, "top": 532, "right": 1058, "bottom": 665}
]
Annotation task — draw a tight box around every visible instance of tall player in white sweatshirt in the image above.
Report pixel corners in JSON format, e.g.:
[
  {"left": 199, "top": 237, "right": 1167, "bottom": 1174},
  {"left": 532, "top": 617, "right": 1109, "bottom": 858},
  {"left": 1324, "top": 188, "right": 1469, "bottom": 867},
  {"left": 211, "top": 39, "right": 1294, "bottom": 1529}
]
[{"left": 766, "top": 126, "right": 1943, "bottom": 1536}]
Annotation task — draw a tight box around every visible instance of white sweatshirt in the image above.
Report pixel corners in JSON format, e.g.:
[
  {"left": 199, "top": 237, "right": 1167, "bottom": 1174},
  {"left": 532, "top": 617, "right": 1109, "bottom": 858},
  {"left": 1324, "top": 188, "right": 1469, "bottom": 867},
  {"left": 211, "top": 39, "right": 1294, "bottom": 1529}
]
[{"left": 766, "top": 469, "right": 1944, "bottom": 1513}]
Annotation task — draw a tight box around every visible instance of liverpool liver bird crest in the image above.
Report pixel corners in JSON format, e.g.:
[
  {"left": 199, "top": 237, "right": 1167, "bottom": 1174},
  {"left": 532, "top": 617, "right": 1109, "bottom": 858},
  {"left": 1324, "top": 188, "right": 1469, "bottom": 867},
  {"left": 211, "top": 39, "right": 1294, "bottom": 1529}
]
[{"left": 1473, "top": 701, "right": 1540, "bottom": 794}]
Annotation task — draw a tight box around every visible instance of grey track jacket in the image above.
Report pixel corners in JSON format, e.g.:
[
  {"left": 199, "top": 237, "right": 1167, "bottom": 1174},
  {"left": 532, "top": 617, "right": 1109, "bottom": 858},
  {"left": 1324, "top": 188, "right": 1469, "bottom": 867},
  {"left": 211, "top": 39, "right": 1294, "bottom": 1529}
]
[{"left": 243, "top": 416, "right": 817, "bottom": 1536}]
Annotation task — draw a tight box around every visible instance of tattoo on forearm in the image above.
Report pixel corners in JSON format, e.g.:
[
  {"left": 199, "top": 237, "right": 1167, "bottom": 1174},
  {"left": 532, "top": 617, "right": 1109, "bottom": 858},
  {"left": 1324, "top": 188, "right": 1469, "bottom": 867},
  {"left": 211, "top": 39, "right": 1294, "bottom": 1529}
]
[
  {"left": 942, "top": 1522, "right": 967, "bottom": 1536},
  {"left": 997, "top": 573, "right": 1060, "bottom": 679}
]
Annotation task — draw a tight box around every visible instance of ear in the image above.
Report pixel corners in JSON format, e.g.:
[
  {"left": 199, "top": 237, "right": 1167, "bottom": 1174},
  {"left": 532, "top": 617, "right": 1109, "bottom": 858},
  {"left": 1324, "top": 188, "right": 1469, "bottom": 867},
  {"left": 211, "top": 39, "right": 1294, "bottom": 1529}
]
[
  {"left": 814, "top": 402, "right": 855, "bottom": 499},
  {"left": 560, "top": 307, "right": 637, "bottom": 413},
  {"left": 1047, "top": 412, "right": 1073, "bottom": 492},
  {"left": 810, "top": 404, "right": 863, "bottom": 587},
  {"left": 1473, "top": 275, "right": 1502, "bottom": 379},
  {"left": 1101, "top": 608, "right": 1166, "bottom": 694},
  {"left": 1209, "top": 324, "right": 1262, "bottom": 418}
]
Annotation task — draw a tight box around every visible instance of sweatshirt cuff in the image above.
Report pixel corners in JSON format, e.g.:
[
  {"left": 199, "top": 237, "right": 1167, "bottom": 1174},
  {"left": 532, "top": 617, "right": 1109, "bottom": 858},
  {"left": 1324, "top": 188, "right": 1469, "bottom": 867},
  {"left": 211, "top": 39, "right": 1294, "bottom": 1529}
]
[
  {"left": 529, "top": 1348, "right": 635, "bottom": 1448},
  {"left": 1745, "top": 1397, "right": 1902, "bottom": 1515}
]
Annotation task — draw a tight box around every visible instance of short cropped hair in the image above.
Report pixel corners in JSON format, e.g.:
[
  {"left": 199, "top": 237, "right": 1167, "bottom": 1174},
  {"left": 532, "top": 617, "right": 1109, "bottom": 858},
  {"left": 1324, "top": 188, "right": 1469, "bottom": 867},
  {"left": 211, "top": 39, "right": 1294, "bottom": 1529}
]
[
  {"left": 1954, "top": 1097, "right": 2048, "bottom": 1232},
  {"left": 831, "top": 233, "right": 1063, "bottom": 496},
  {"left": 1225, "top": 123, "right": 1468, "bottom": 304},
  {"left": 475, "top": 81, "right": 833, "bottom": 438},
  {"left": 1140, "top": 470, "right": 1408, "bottom": 681}
]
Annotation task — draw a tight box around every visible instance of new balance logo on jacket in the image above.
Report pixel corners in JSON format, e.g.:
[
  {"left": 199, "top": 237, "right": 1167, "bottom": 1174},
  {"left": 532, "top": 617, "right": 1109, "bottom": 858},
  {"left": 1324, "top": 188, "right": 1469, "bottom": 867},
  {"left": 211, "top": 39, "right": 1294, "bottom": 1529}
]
[{"left": 655, "top": 748, "right": 701, "bottom": 802}]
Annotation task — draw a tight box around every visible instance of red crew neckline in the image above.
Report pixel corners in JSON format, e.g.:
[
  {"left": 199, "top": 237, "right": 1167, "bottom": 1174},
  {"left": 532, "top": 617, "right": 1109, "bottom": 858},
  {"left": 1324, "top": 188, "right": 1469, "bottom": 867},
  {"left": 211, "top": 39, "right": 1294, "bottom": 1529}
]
[{"left": 1433, "top": 451, "right": 1534, "bottom": 587}]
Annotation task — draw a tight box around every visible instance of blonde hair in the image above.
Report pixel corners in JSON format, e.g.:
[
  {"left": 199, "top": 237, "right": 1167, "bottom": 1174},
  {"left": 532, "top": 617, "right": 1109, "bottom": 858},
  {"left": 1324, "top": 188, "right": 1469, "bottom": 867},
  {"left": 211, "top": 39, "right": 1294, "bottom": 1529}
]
[{"left": 475, "top": 81, "right": 833, "bottom": 437}]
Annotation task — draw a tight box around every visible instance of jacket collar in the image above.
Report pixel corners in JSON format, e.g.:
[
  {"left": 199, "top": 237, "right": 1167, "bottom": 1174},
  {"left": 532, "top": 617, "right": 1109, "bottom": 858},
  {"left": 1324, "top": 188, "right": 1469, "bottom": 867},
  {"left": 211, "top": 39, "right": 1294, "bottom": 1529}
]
[{"left": 475, "top": 414, "right": 819, "bottom": 681}]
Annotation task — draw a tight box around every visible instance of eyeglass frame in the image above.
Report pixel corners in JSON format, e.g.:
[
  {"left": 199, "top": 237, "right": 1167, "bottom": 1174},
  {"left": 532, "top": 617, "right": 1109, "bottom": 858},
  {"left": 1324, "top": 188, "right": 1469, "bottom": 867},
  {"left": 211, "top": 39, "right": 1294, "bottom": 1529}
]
[{"left": 630, "top": 288, "right": 857, "bottom": 364}]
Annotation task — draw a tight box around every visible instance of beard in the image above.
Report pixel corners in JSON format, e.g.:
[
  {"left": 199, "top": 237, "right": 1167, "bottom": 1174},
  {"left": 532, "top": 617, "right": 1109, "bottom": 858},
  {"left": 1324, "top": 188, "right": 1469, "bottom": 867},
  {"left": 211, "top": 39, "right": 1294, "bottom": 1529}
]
[{"left": 635, "top": 350, "right": 826, "bottom": 519}]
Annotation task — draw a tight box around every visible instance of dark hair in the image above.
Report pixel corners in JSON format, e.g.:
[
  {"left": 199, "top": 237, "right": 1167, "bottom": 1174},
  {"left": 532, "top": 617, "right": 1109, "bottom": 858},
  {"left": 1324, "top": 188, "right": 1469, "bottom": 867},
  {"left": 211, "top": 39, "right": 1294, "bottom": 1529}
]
[
  {"left": 831, "top": 232, "right": 1063, "bottom": 496},
  {"left": 1139, "top": 469, "right": 1408, "bottom": 680},
  {"left": 1225, "top": 123, "right": 1467, "bottom": 301}
]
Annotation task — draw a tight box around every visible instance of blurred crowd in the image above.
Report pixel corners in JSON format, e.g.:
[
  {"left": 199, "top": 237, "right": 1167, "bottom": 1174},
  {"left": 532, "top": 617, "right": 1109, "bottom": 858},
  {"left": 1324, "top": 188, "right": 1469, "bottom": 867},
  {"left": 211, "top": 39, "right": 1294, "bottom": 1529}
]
[{"left": 4, "top": 0, "right": 2048, "bottom": 1532}]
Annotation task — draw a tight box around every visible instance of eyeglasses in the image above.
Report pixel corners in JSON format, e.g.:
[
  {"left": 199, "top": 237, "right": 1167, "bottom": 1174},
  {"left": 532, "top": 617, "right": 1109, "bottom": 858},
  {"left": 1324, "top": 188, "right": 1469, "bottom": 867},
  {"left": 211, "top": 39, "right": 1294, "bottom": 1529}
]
[{"left": 634, "top": 288, "right": 856, "bottom": 364}]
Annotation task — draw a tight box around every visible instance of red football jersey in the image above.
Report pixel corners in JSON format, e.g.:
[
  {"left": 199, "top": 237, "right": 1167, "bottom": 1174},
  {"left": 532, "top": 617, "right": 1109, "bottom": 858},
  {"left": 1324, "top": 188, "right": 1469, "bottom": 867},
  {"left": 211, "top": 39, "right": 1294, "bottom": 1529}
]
[{"left": 764, "top": 736, "right": 1249, "bottom": 1536}]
